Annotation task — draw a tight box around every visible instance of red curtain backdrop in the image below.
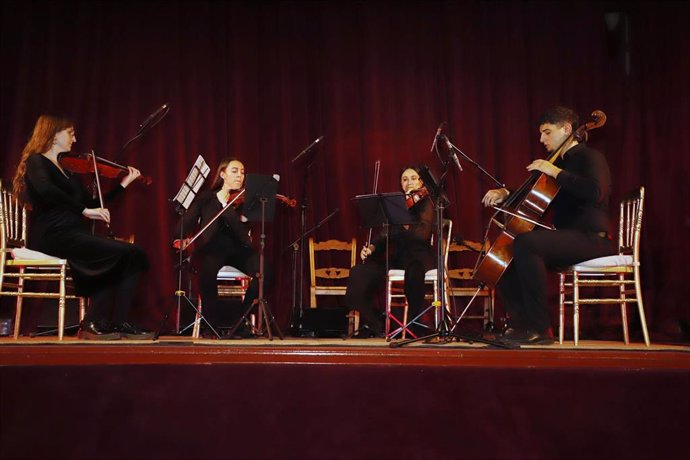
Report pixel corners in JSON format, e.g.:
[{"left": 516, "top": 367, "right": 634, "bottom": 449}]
[{"left": 1, "top": 1, "right": 688, "bottom": 336}]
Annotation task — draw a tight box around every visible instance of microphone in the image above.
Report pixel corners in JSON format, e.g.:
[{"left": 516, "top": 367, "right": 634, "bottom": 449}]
[
  {"left": 430, "top": 122, "right": 446, "bottom": 153},
  {"left": 443, "top": 135, "right": 463, "bottom": 171},
  {"left": 140, "top": 103, "right": 169, "bottom": 128},
  {"left": 292, "top": 135, "right": 324, "bottom": 163}
]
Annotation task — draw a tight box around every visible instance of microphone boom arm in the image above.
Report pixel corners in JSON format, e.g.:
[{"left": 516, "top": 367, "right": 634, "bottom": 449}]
[{"left": 444, "top": 136, "right": 505, "bottom": 188}]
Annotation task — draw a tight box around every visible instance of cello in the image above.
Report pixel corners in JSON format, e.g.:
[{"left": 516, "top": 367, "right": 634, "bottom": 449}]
[{"left": 473, "top": 110, "right": 607, "bottom": 288}]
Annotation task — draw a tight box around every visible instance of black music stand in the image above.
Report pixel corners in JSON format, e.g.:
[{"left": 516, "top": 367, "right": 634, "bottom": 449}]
[
  {"left": 351, "top": 192, "right": 415, "bottom": 336},
  {"left": 353, "top": 192, "right": 413, "bottom": 230},
  {"left": 227, "top": 174, "right": 284, "bottom": 340},
  {"left": 165, "top": 156, "right": 214, "bottom": 339}
]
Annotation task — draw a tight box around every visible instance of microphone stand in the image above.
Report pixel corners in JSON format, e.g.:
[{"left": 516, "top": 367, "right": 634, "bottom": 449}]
[
  {"left": 443, "top": 135, "right": 504, "bottom": 188},
  {"left": 118, "top": 104, "right": 170, "bottom": 157},
  {"left": 288, "top": 136, "right": 324, "bottom": 335},
  {"left": 284, "top": 208, "right": 339, "bottom": 334}
]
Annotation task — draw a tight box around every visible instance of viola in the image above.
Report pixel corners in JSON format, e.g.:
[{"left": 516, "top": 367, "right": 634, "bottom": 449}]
[
  {"left": 473, "top": 110, "right": 607, "bottom": 288},
  {"left": 405, "top": 186, "right": 430, "bottom": 208},
  {"left": 59, "top": 152, "right": 153, "bottom": 185}
]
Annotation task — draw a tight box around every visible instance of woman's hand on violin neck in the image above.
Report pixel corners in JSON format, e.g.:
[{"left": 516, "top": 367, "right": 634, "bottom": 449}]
[
  {"left": 172, "top": 238, "right": 191, "bottom": 250},
  {"left": 82, "top": 207, "right": 111, "bottom": 224},
  {"left": 482, "top": 188, "right": 510, "bottom": 207},
  {"left": 527, "top": 159, "right": 562, "bottom": 179},
  {"left": 360, "top": 244, "right": 375, "bottom": 261},
  {"left": 120, "top": 166, "right": 141, "bottom": 188}
]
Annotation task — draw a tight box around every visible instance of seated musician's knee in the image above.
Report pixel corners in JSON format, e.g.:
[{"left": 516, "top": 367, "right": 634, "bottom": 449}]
[{"left": 513, "top": 232, "right": 539, "bottom": 259}]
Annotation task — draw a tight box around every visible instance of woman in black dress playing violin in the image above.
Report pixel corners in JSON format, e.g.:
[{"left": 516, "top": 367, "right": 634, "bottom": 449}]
[
  {"left": 344, "top": 166, "right": 436, "bottom": 338},
  {"left": 12, "top": 114, "right": 151, "bottom": 340},
  {"left": 178, "top": 158, "right": 267, "bottom": 338}
]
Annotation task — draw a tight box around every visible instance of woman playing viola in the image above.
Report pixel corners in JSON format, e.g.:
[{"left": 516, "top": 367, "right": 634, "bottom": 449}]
[
  {"left": 344, "top": 166, "right": 436, "bottom": 338},
  {"left": 12, "top": 114, "right": 151, "bottom": 340},
  {"left": 178, "top": 158, "right": 268, "bottom": 338}
]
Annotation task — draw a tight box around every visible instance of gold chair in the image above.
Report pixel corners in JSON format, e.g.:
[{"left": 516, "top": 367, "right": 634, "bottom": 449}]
[
  {"left": 385, "top": 219, "right": 452, "bottom": 340},
  {"left": 308, "top": 237, "right": 357, "bottom": 308},
  {"left": 0, "top": 180, "right": 85, "bottom": 340},
  {"left": 192, "top": 265, "right": 251, "bottom": 339},
  {"left": 558, "top": 187, "right": 650, "bottom": 346},
  {"left": 446, "top": 239, "right": 494, "bottom": 329}
]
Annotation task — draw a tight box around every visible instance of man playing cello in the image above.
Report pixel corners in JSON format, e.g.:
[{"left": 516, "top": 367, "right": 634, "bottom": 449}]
[{"left": 482, "top": 106, "right": 614, "bottom": 345}]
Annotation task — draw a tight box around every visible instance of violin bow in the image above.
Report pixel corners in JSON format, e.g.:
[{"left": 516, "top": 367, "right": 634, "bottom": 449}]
[
  {"left": 88, "top": 150, "right": 115, "bottom": 237},
  {"left": 182, "top": 189, "right": 246, "bottom": 251},
  {"left": 365, "top": 160, "right": 381, "bottom": 248}
]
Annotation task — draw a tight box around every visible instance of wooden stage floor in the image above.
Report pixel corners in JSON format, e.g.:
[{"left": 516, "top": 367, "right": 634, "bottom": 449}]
[{"left": 1, "top": 335, "right": 689, "bottom": 369}]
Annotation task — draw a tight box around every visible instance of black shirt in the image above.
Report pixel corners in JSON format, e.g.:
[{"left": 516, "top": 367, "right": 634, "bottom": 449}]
[
  {"left": 552, "top": 143, "right": 611, "bottom": 233},
  {"left": 180, "top": 189, "right": 251, "bottom": 252}
]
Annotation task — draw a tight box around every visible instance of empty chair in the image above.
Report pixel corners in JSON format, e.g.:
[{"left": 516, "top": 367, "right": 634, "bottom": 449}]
[
  {"left": 309, "top": 237, "right": 357, "bottom": 307},
  {"left": 446, "top": 239, "right": 494, "bottom": 329}
]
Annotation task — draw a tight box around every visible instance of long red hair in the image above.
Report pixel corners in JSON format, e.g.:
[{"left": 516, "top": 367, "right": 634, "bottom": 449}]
[{"left": 12, "top": 114, "right": 74, "bottom": 201}]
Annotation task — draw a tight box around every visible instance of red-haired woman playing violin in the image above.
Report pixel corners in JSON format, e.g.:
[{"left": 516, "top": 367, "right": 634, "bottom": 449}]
[
  {"left": 344, "top": 165, "right": 436, "bottom": 338},
  {"left": 12, "top": 114, "right": 151, "bottom": 340},
  {"left": 178, "top": 158, "right": 269, "bottom": 338}
]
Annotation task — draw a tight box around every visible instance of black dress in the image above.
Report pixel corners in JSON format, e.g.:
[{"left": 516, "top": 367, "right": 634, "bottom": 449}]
[
  {"left": 180, "top": 189, "right": 265, "bottom": 328},
  {"left": 344, "top": 196, "right": 436, "bottom": 334},
  {"left": 24, "top": 154, "right": 148, "bottom": 323}
]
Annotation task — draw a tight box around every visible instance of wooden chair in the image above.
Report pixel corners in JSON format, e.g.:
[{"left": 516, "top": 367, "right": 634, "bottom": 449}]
[
  {"left": 0, "top": 180, "right": 85, "bottom": 340},
  {"left": 558, "top": 186, "right": 650, "bottom": 346},
  {"left": 385, "top": 219, "right": 452, "bottom": 340},
  {"left": 446, "top": 239, "right": 494, "bottom": 329},
  {"left": 192, "top": 265, "right": 251, "bottom": 339},
  {"left": 308, "top": 238, "right": 357, "bottom": 308}
]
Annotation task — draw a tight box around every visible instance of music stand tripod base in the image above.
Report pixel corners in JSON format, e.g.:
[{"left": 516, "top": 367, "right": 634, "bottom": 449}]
[{"left": 227, "top": 174, "right": 284, "bottom": 340}]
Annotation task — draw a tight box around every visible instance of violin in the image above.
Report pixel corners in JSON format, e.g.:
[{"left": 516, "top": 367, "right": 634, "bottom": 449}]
[
  {"left": 225, "top": 189, "right": 297, "bottom": 208},
  {"left": 405, "top": 186, "right": 429, "bottom": 208},
  {"left": 59, "top": 152, "right": 153, "bottom": 185}
]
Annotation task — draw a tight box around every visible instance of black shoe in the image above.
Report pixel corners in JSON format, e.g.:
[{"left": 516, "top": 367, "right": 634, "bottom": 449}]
[
  {"left": 499, "top": 328, "right": 554, "bottom": 345},
  {"left": 215, "top": 327, "right": 255, "bottom": 340},
  {"left": 216, "top": 319, "right": 256, "bottom": 340},
  {"left": 112, "top": 322, "right": 156, "bottom": 340},
  {"left": 351, "top": 325, "right": 381, "bottom": 339},
  {"left": 79, "top": 321, "right": 121, "bottom": 341},
  {"left": 500, "top": 327, "right": 520, "bottom": 340}
]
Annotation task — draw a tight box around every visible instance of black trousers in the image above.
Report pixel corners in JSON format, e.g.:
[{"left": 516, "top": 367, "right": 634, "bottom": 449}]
[
  {"left": 344, "top": 247, "right": 435, "bottom": 333},
  {"left": 498, "top": 228, "right": 614, "bottom": 332},
  {"left": 41, "top": 229, "right": 149, "bottom": 326},
  {"left": 196, "top": 245, "right": 270, "bottom": 328},
  {"left": 85, "top": 271, "right": 142, "bottom": 325}
]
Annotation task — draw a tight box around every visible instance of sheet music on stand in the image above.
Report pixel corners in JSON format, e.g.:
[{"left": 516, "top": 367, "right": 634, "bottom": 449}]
[{"left": 173, "top": 155, "right": 210, "bottom": 210}]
